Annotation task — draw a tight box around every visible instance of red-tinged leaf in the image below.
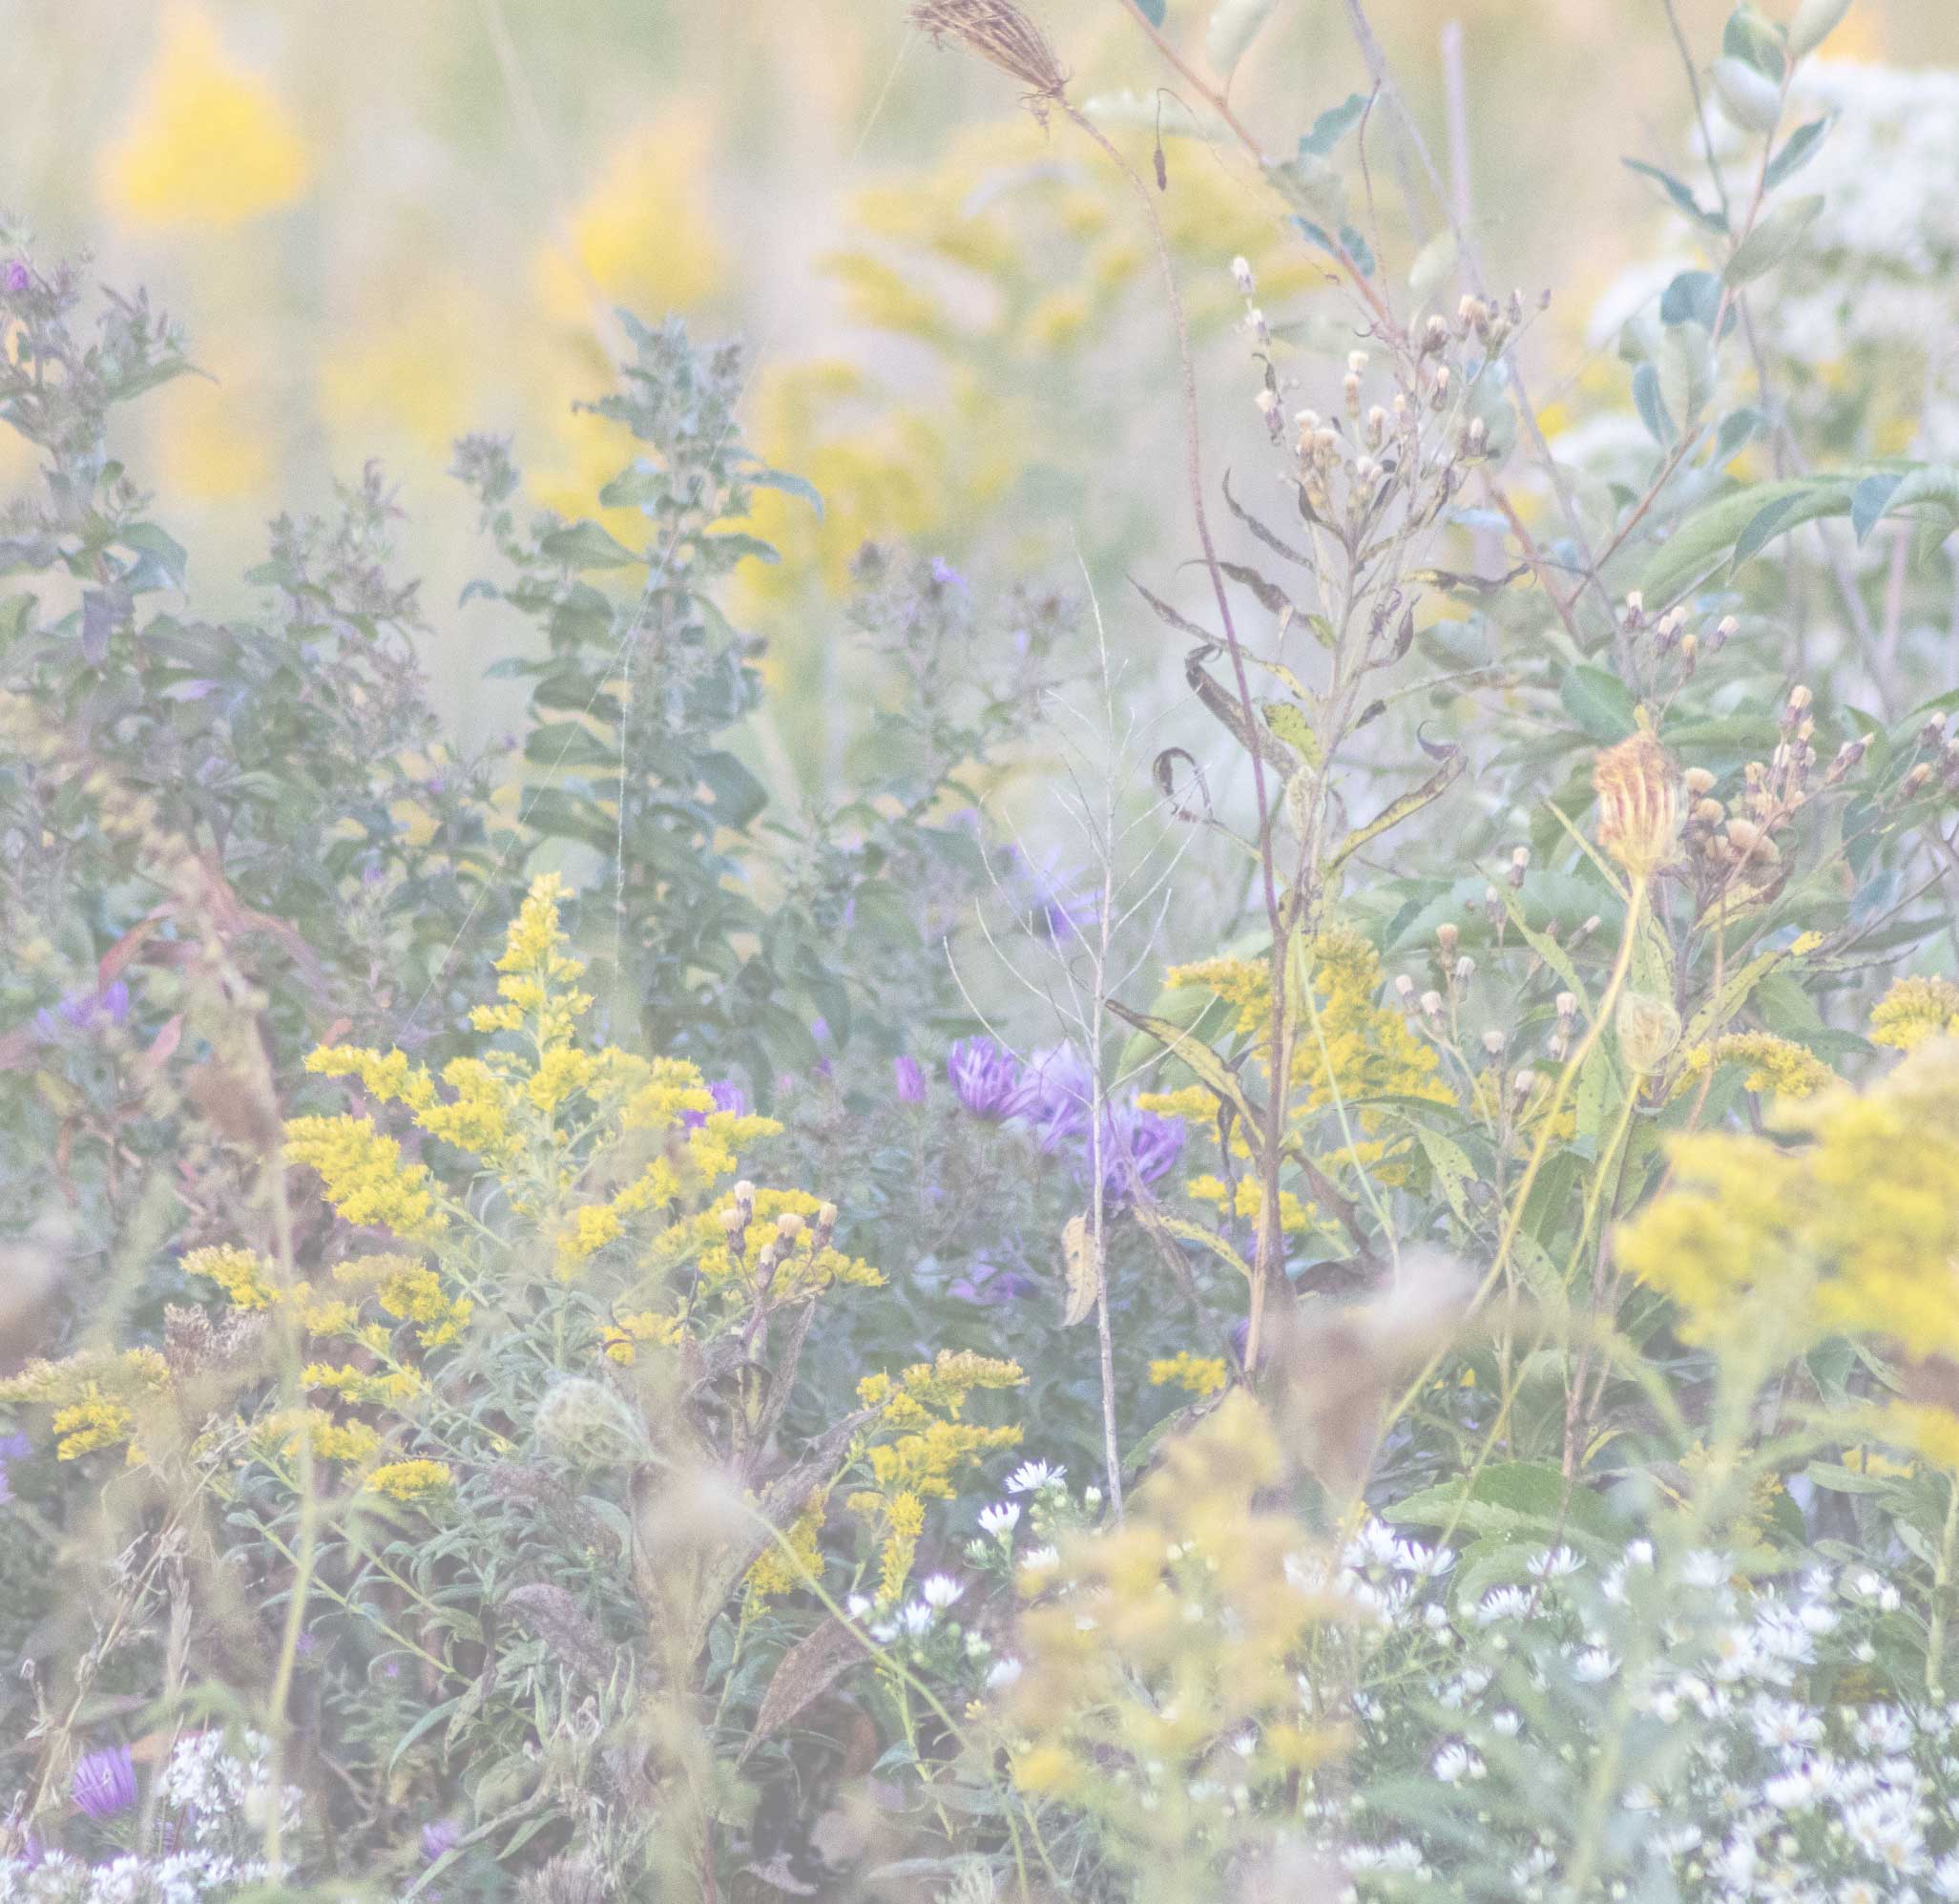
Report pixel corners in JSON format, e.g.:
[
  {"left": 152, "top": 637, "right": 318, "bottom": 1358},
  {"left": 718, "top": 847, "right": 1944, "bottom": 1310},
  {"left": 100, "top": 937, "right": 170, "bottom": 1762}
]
[
  {"left": 97, "top": 910, "right": 167, "bottom": 989},
  {"left": 740, "top": 1618, "right": 874, "bottom": 1765},
  {"left": 135, "top": 1014, "right": 184, "bottom": 1081}
]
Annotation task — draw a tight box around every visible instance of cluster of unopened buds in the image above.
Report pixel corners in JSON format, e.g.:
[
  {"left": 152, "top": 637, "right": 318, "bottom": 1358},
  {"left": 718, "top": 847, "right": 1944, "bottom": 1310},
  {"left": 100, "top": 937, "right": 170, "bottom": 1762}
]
[
  {"left": 1621, "top": 591, "right": 1738, "bottom": 681},
  {"left": 1681, "top": 683, "right": 1854, "bottom": 880},
  {"left": 1899, "top": 713, "right": 1959, "bottom": 804},
  {"left": 720, "top": 1182, "right": 839, "bottom": 1289}
]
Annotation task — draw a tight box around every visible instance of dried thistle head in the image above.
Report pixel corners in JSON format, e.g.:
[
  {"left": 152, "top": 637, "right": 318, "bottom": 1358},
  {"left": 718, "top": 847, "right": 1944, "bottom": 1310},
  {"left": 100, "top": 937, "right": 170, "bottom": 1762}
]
[
  {"left": 1592, "top": 732, "right": 1680, "bottom": 880},
  {"left": 910, "top": 0, "right": 1068, "bottom": 120}
]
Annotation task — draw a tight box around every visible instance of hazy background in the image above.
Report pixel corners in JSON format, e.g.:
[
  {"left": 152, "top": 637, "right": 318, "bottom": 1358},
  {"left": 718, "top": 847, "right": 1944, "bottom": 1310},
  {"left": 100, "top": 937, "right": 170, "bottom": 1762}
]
[{"left": 6, "top": 0, "right": 1954, "bottom": 764}]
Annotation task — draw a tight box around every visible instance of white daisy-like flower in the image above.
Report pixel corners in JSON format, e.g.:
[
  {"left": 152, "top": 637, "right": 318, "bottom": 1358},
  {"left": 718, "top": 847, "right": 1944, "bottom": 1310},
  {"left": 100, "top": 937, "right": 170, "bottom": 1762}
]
[
  {"left": 985, "top": 1656, "right": 1023, "bottom": 1690},
  {"left": 1019, "top": 1545, "right": 1060, "bottom": 1576},
  {"left": 1475, "top": 1586, "right": 1532, "bottom": 1624},
  {"left": 1005, "top": 1459, "right": 1065, "bottom": 1495},
  {"left": 920, "top": 1573, "right": 965, "bottom": 1609},
  {"left": 899, "top": 1601, "right": 934, "bottom": 1637},
  {"left": 978, "top": 1500, "right": 1020, "bottom": 1537},
  {"left": 1681, "top": 1550, "right": 1731, "bottom": 1589},
  {"left": 1528, "top": 1545, "right": 1582, "bottom": 1580},
  {"left": 1572, "top": 1646, "right": 1619, "bottom": 1684}
]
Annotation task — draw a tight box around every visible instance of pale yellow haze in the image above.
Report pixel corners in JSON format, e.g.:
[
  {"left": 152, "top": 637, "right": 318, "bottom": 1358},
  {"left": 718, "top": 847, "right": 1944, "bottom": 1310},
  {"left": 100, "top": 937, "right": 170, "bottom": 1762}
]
[{"left": 99, "top": 5, "right": 312, "bottom": 228}]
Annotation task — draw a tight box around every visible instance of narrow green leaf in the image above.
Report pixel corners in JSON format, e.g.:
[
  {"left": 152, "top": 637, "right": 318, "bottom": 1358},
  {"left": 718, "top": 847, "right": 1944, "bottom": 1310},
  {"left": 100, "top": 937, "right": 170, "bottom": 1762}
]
[
  {"left": 1725, "top": 195, "right": 1823, "bottom": 284},
  {"left": 1763, "top": 116, "right": 1830, "bottom": 188}
]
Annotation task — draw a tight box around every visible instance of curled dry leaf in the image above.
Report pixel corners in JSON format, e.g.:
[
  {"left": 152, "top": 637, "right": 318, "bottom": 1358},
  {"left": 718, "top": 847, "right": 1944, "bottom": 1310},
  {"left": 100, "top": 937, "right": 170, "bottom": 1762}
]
[{"left": 1061, "top": 1213, "right": 1100, "bottom": 1327}]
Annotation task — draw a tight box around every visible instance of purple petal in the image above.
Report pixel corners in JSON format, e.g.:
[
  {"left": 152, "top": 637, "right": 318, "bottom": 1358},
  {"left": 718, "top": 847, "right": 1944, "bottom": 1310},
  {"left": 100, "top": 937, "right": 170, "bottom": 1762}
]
[
  {"left": 947, "top": 1036, "right": 1023, "bottom": 1119},
  {"left": 73, "top": 1745, "right": 136, "bottom": 1820}
]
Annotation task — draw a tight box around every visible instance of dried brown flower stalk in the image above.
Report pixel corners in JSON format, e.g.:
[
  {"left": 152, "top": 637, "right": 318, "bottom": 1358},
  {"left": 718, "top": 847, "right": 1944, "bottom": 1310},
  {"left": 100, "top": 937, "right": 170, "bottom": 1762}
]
[{"left": 910, "top": 0, "right": 1068, "bottom": 120}]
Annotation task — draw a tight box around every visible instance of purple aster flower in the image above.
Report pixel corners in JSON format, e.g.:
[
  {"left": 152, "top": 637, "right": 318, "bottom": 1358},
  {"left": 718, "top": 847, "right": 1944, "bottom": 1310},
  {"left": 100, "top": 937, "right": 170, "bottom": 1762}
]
[
  {"left": 36, "top": 980, "right": 131, "bottom": 1042},
  {"left": 1011, "top": 1043, "right": 1094, "bottom": 1153},
  {"left": 927, "top": 554, "right": 968, "bottom": 594},
  {"left": 893, "top": 1055, "right": 926, "bottom": 1103},
  {"left": 682, "top": 1078, "right": 750, "bottom": 1130},
  {"left": 947, "top": 1036, "right": 1023, "bottom": 1119},
  {"left": 1082, "top": 1103, "right": 1185, "bottom": 1205},
  {"left": 949, "top": 1263, "right": 1038, "bottom": 1305},
  {"left": 0, "top": 1428, "right": 29, "bottom": 1503},
  {"left": 3, "top": 261, "right": 29, "bottom": 296},
  {"left": 73, "top": 1745, "right": 136, "bottom": 1820},
  {"left": 422, "top": 1818, "right": 463, "bottom": 1863}
]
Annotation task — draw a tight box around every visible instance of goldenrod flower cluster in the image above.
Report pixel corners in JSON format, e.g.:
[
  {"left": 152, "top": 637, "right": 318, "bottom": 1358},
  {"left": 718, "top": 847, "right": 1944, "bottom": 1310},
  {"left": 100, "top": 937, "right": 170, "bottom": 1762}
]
[
  {"left": 0, "top": 1350, "right": 171, "bottom": 1461},
  {"left": 1617, "top": 1043, "right": 1959, "bottom": 1453},
  {"left": 1869, "top": 974, "right": 1959, "bottom": 1053},
  {"left": 1675, "top": 1032, "right": 1836, "bottom": 1100},
  {"left": 1002, "top": 1392, "right": 1343, "bottom": 1858},
  {"left": 849, "top": 1351, "right": 1025, "bottom": 1603},
  {"left": 1142, "top": 929, "right": 1451, "bottom": 1213},
  {"left": 290, "top": 875, "right": 783, "bottom": 1293},
  {"left": 1148, "top": 1352, "right": 1228, "bottom": 1398},
  {"left": 364, "top": 1460, "right": 453, "bottom": 1502}
]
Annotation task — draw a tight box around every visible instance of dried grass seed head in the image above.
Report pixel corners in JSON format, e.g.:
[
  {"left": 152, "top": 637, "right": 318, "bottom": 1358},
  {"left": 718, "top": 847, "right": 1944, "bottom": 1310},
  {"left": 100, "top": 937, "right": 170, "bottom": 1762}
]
[{"left": 910, "top": 0, "right": 1068, "bottom": 118}]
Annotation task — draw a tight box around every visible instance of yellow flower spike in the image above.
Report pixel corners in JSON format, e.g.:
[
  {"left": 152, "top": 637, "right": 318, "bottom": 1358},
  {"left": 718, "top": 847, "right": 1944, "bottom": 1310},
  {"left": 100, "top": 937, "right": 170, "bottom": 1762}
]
[
  {"left": 1149, "top": 1351, "right": 1229, "bottom": 1398},
  {"left": 283, "top": 1117, "right": 447, "bottom": 1243},
  {"left": 303, "top": 1045, "right": 438, "bottom": 1113},
  {"left": 364, "top": 1460, "right": 453, "bottom": 1502},
  {"left": 100, "top": 5, "right": 311, "bottom": 229},
  {"left": 1620, "top": 1040, "right": 1959, "bottom": 1368},
  {"left": 1870, "top": 975, "right": 1959, "bottom": 1053},
  {"left": 51, "top": 1390, "right": 137, "bottom": 1461},
  {"left": 181, "top": 1243, "right": 281, "bottom": 1310}
]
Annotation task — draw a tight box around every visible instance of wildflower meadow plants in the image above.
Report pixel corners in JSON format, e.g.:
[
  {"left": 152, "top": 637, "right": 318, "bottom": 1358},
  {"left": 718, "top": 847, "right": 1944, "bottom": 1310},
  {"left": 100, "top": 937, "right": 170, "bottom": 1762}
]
[{"left": 8, "top": 0, "right": 1959, "bottom": 1898}]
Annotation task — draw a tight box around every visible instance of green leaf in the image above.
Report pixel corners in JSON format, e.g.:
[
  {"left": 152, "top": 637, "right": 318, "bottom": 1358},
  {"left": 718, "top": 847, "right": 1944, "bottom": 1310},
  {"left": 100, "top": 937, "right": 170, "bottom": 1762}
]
[
  {"left": 1638, "top": 476, "right": 1850, "bottom": 604},
  {"left": 1788, "top": 0, "right": 1852, "bottom": 57},
  {"left": 1133, "top": 0, "right": 1166, "bottom": 22},
  {"left": 1559, "top": 665, "right": 1637, "bottom": 743},
  {"left": 1261, "top": 701, "right": 1322, "bottom": 767},
  {"left": 1711, "top": 56, "right": 1783, "bottom": 135},
  {"left": 1658, "top": 269, "right": 1722, "bottom": 331},
  {"left": 1729, "top": 492, "right": 1803, "bottom": 570},
  {"left": 1725, "top": 195, "right": 1823, "bottom": 284},
  {"left": 1621, "top": 158, "right": 1728, "bottom": 235},
  {"left": 1205, "top": 0, "right": 1274, "bottom": 74},
  {"left": 540, "top": 520, "right": 643, "bottom": 570},
  {"left": 116, "top": 521, "right": 189, "bottom": 593},
  {"left": 1327, "top": 749, "right": 1466, "bottom": 871},
  {"left": 1299, "top": 93, "right": 1367, "bottom": 158},
  {"left": 1135, "top": 1206, "right": 1254, "bottom": 1280},
  {"left": 1105, "top": 1000, "right": 1261, "bottom": 1133},
  {"left": 742, "top": 467, "right": 824, "bottom": 519},
  {"left": 1631, "top": 362, "right": 1676, "bottom": 446},
  {"left": 1405, "top": 1123, "right": 1478, "bottom": 1225},
  {"left": 1722, "top": 5, "right": 1786, "bottom": 79},
  {"left": 1387, "top": 1461, "right": 1624, "bottom": 1545},
  {"left": 1851, "top": 471, "right": 1906, "bottom": 545},
  {"left": 1764, "top": 116, "right": 1830, "bottom": 188},
  {"left": 1339, "top": 224, "right": 1376, "bottom": 278}
]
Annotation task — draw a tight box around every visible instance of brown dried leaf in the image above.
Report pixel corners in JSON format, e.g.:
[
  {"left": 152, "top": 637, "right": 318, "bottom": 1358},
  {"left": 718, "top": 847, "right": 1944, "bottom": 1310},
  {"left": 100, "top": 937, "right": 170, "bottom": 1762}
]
[
  {"left": 739, "top": 1616, "right": 872, "bottom": 1766},
  {"left": 1061, "top": 1214, "right": 1099, "bottom": 1327}
]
